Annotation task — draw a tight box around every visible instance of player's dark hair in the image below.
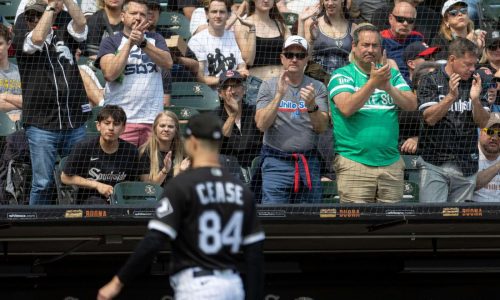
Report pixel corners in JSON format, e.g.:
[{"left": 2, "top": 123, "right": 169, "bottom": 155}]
[
  {"left": 0, "top": 24, "right": 11, "bottom": 42},
  {"left": 412, "top": 61, "right": 440, "bottom": 91},
  {"left": 123, "top": 0, "right": 148, "bottom": 11},
  {"left": 352, "top": 24, "right": 381, "bottom": 46},
  {"left": 448, "top": 37, "right": 478, "bottom": 59},
  {"left": 97, "top": 105, "right": 127, "bottom": 124}
]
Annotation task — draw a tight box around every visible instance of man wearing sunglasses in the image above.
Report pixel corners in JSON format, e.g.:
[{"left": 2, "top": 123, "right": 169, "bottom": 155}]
[
  {"left": 216, "top": 70, "right": 261, "bottom": 168},
  {"left": 417, "top": 38, "right": 490, "bottom": 203},
  {"left": 13, "top": 0, "right": 89, "bottom": 205},
  {"left": 381, "top": 1, "right": 424, "bottom": 84},
  {"left": 329, "top": 25, "right": 416, "bottom": 204},
  {"left": 255, "top": 35, "right": 329, "bottom": 204},
  {"left": 473, "top": 113, "right": 500, "bottom": 202}
]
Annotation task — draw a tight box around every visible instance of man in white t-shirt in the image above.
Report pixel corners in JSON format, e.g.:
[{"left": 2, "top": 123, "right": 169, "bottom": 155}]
[
  {"left": 474, "top": 113, "right": 500, "bottom": 202},
  {"left": 188, "top": 0, "right": 248, "bottom": 88},
  {"left": 96, "top": 0, "right": 172, "bottom": 147}
]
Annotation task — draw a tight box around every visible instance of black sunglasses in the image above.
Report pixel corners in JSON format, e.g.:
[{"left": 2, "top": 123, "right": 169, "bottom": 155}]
[
  {"left": 447, "top": 7, "right": 468, "bottom": 17},
  {"left": 25, "top": 11, "right": 43, "bottom": 23},
  {"left": 488, "top": 43, "right": 500, "bottom": 51},
  {"left": 392, "top": 14, "right": 415, "bottom": 24},
  {"left": 283, "top": 52, "right": 307, "bottom": 60}
]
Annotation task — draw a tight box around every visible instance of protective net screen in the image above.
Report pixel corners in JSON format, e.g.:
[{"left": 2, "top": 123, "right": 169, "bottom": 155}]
[{"left": 0, "top": 0, "right": 499, "bottom": 214}]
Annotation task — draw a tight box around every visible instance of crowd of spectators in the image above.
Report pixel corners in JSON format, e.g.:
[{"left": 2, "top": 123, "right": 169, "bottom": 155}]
[{"left": 0, "top": 0, "right": 499, "bottom": 205}]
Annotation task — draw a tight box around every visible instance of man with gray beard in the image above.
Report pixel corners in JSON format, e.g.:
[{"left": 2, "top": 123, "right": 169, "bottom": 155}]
[{"left": 61, "top": 105, "right": 149, "bottom": 204}]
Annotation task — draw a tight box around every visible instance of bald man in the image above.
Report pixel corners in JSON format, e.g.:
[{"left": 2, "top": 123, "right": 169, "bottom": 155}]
[{"left": 381, "top": 1, "right": 425, "bottom": 83}]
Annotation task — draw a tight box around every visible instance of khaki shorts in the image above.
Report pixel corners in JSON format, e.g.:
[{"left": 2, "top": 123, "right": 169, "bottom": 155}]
[{"left": 334, "top": 155, "right": 405, "bottom": 203}]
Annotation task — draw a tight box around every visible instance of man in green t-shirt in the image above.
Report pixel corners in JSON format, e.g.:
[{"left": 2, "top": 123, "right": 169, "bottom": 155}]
[{"left": 327, "top": 25, "right": 416, "bottom": 203}]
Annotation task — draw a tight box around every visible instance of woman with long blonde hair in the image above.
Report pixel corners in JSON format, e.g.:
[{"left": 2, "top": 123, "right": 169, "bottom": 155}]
[
  {"left": 139, "top": 111, "right": 189, "bottom": 185},
  {"left": 431, "top": 0, "right": 485, "bottom": 61}
]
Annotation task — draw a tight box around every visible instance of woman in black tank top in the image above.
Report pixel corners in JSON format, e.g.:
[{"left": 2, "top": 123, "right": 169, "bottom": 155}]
[
  {"left": 298, "top": 0, "right": 357, "bottom": 73},
  {"left": 234, "top": 0, "right": 290, "bottom": 81}
]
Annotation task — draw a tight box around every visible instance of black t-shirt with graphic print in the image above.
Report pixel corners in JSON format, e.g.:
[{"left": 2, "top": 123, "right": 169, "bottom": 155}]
[
  {"left": 63, "top": 136, "right": 149, "bottom": 203},
  {"left": 417, "top": 65, "right": 489, "bottom": 176},
  {"left": 147, "top": 167, "right": 265, "bottom": 275}
]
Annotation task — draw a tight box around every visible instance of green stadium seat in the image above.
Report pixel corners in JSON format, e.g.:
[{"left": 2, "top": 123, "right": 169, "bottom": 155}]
[
  {"left": 158, "top": 12, "right": 191, "bottom": 40},
  {"left": 402, "top": 154, "right": 420, "bottom": 185},
  {"left": 170, "top": 82, "right": 220, "bottom": 111},
  {"left": 281, "top": 12, "right": 299, "bottom": 34},
  {"left": 0, "top": 111, "right": 17, "bottom": 136},
  {"left": 402, "top": 181, "right": 419, "bottom": 203},
  {"left": 85, "top": 106, "right": 103, "bottom": 136},
  {"left": 165, "top": 106, "right": 200, "bottom": 120},
  {"left": 248, "top": 155, "right": 261, "bottom": 180},
  {"left": 321, "top": 180, "right": 339, "bottom": 203},
  {"left": 0, "top": 1, "right": 18, "bottom": 25},
  {"left": 111, "top": 181, "right": 164, "bottom": 205},
  {"left": 481, "top": 0, "right": 500, "bottom": 22}
]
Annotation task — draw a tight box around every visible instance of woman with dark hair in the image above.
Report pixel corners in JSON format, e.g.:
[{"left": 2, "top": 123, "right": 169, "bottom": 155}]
[
  {"left": 298, "top": 0, "right": 357, "bottom": 75},
  {"left": 234, "top": 0, "right": 290, "bottom": 82},
  {"left": 139, "top": 111, "right": 190, "bottom": 186},
  {"left": 431, "top": 0, "right": 485, "bottom": 61}
]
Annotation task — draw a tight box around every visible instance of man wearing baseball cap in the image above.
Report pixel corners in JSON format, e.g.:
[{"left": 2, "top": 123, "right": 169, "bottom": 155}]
[
  {"left": 403, "top": 41, "right": 439, "bottom": 86},
  {"left": 13, "top": 0, "right": 90, "bottom": 205},
  {"left": 473, "top": 113, "right": 500, "bottom": 202},
  {"left": 216, "top": 70, "right": 261, "bottom": 168},
  {"left": 255, "top": 35, "right": 329, "bottom": 204}
]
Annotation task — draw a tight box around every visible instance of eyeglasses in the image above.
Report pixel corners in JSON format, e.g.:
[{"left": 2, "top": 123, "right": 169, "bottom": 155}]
[
  {"left": 283, "top": 52, "right": 307, "bottom": 60},
  {"left": 488, "top": 43, "right": 500, "bottom": 51},
  {"left": 25, "top": 11, "right": 43, "bottom": 23},
  {"left": 391, "top": 14, "right": 415, "bottom": 24},
  {"left": 482, "top": 128, "right": 500, "bottom": 137},
  {"left": 447, "top": 7, "right": 468, "bottom": 17}
]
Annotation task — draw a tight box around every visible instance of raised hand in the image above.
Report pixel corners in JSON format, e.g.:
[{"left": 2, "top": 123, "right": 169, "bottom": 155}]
[
  {"left": 162, "top": 151, "right": 173, "bottom": 174},
  {"left": 370, "top": 51, "right": 391, "bottom": 90},
  {"left": 470, "top": 72, "right": 482, "bottom": 101},
  {"left": 300, "top": 3, "right": 320, "bottom": 21},
  {"left": 448, "top": 73, "right": 461, "bottom": 100},
  {"left": 277, "top": 69, "right": 290, "bottom": 96},
  {"left": 300, "top": 83, "right": 316, "bottom": 107},
  {"left": 179, "top": 158, "right": 191, "bottom": 172},
  {"left": 224, "top": 87, "right": 241, "bottom": 116},
  {"left": 237, "top": 16, "right": 255, "bottom": 31}
]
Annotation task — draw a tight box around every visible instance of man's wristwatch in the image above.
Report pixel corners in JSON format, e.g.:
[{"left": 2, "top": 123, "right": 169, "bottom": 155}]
[
  {"left": 139, "top": 39, "right": 147, "bottom": 49},
  {"left": 307, "top": 104, "right": 319, "bottom": 113},
  {"left": 45, "top": 5, "right": 56, "bottom": 12}
]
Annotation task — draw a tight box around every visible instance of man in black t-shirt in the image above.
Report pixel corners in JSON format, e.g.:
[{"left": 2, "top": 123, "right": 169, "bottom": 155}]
[
  {"left": 97, "top": 113, "right": 265, "bottom": 300},
  {"left": 61, "top": 105, "right": 148, "bottom": 204},
  {"left": 416, "top": 38, "right": 490, "bottom": 203}
]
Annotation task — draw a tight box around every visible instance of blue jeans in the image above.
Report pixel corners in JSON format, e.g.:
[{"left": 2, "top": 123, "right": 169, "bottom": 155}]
[
  {"left": 261, "top": 154, "right": 322, "bottom": 204},
  {"left": 244, "top": 75, "right": 263, "bottom": 106},
  {"left": 26, "top": 125, "right": 86, "bottom": 205}
]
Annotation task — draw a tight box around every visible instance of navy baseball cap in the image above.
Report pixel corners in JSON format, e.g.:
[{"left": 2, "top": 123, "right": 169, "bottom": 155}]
[
  {"left": 219, "top": 70, "right": 244, "bottom": 87},
  {"left": 403, "top": 42, "right": 439, "bottom": 62},
  {"left": 486, "top": 30, "right": 500, "bottom": 48},
  {"left": 184, "top": 113, "right": 223, "bottom": 141}
]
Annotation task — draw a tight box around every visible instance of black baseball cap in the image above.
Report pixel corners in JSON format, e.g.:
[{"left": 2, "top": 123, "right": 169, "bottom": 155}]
[
  {"left": 403, "top": 42, "right": 440, "bottom": 62},
  {"left": 486, "top": 30, "right": 500, "bottom": 48},
  {"left": 184, "top": 113, "right": 223, "bottom": 141},
  {"left": 476, "top": 67, "right": 497, "bottom": 90},
  {"left": 219, "top": 70, "right": 244, "bottom": 87},
  {"left": 147, "top": 0, "right": 160, "bottom": 9}
]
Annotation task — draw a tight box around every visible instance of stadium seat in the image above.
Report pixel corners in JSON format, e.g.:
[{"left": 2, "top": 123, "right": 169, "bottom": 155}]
[
  {"left": 402, "top": 154, "right": 420, "bottom": 185},
  {"left": 85, "top": 106, "right": 103, "bottom": 136},
  {"left": 0, "top": 0, "right": 18, "bottom": 25},
  {"left": 165, "top": 106, "right": 200, "bottom": 120},
  {"left": 54, "top": 156, "right": 78, "bottom": 205},
  {"left": 402, "top": 181, "right": 419, "bottom": 203},
  {"left": 111, "top": 181, "right": 163, "bottom": 205},
  {"left": 480, "top": 0, "right": 500, "bottom": 22},
  {"left": 321, "top": 180, "right": 339, "bottom": 203},
  {"left": 248, "top": 155, "right": 261, "bottom": 180},
  {"left": 0, "top": 111, "right": 17, "bottom": 137},
  {"left": 170, "top": 82, "right": 220, "bottom": 111},
  {"left": 158, "top": 12, "right": 191, "bottom": 40},
  {"left": 219, "top": 154, "right": 248, "bottom": 183}
]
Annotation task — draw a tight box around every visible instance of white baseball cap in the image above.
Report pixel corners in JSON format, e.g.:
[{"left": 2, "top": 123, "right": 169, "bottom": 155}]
[
  {"left": 441, "top": 0, "right": 468, "bottom": 16},
  {"left": 283, "top": 35, "right": 308, "bottom": 51}
]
